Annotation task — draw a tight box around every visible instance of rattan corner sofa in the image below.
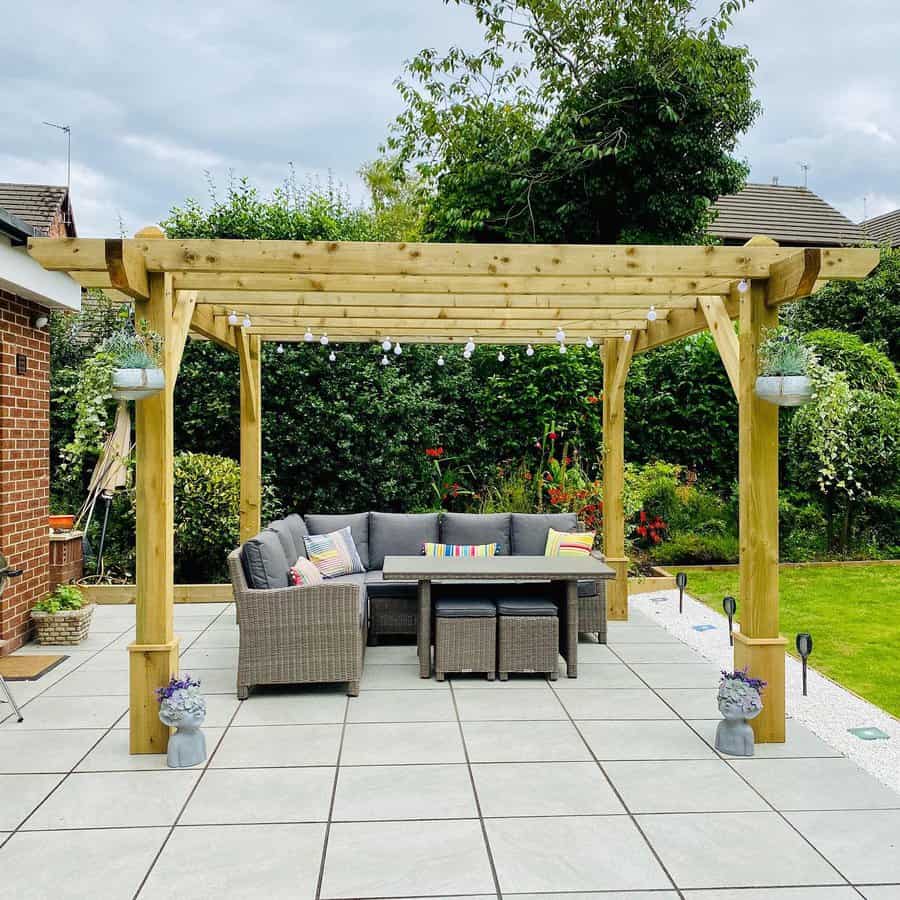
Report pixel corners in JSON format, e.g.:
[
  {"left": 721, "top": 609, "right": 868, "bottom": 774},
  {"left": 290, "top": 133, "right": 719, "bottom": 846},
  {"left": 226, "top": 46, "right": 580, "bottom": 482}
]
[{"left": 229, "top": 511, "right": 607, "bottom": 697}]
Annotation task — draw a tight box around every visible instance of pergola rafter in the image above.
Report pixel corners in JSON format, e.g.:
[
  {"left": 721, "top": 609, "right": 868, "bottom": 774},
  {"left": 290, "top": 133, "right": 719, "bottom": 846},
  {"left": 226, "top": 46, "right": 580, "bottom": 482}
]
[{"left": 28, "top": 233, "right": 879, "bottom": 756}]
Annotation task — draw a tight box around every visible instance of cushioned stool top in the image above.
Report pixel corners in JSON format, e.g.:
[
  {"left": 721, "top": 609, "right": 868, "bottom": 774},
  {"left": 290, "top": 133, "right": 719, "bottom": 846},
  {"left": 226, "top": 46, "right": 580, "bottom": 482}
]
[
  {"left": 497, "top": 598, "right": 558, "bottom": 617},
  {"left": 434, "top": 599, "right": 497, "bottom": 618}
]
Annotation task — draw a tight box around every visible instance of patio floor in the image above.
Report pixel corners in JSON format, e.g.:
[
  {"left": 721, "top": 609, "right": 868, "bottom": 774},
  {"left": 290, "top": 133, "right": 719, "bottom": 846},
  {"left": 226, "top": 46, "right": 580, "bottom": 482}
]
[{"left": 1, "top": 601, "right": 899, "bottom": 900}]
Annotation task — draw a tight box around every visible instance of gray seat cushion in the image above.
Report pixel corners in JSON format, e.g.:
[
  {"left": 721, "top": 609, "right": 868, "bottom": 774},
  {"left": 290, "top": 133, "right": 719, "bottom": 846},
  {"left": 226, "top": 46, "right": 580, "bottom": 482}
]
[
  {"left": 497, "top": 597, "right": 558, "bottom": 616},
  {"left": 266, "top": 519, "right": 299, "bottom": 564},
  {"left": 369, "top": 512, "right": 439, "bottom": 570},
  {"left": 440, "top": 513, "right": 511, "bottom": 555},
  {"left": 283, "top": 514, "right": 309, "bottom": 559},
  {"left": 241, "top": 530, "right": 291, "bottom": 589},
  {"left": 304, "top": 513, "right": 370, "bottom": 569},
  {"left": 511, "top": 513, "right": 579, "bottom": 555},
  {"left": 435, "top": 598, "right": 497, "bottom": 618},
  {"left": 364, "top": 569, "right": 417, "bottom": 599}
]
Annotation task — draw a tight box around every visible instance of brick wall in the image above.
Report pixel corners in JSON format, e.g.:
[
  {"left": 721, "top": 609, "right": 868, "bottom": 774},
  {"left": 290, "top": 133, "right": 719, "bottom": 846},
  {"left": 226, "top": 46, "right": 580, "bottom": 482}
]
[{"left": 0, "top": 290, "right": 50, "bottom": 654}]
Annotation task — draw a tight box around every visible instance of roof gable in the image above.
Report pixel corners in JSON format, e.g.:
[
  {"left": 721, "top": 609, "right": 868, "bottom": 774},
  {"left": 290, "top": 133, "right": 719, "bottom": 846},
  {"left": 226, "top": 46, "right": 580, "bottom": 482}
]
[{"left": 0, "top": 183, "right": 75, "bottom": 236}]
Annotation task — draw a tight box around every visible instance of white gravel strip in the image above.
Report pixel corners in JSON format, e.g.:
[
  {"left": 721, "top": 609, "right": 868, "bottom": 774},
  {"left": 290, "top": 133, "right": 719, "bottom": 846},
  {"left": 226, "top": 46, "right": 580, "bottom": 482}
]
[{"left": 630, "top": 588, "right": 900, "bottom": 795}]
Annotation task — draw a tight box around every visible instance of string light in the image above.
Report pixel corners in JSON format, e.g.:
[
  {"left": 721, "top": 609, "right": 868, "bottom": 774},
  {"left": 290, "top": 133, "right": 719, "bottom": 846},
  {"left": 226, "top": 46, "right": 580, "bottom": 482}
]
[
  {"left": 304, "top": 328, "right": 314, "bottom": 343},
  {"left": 585, "top": 336, "right": 594, "bottom": 348},
  {"left": 381, "top": 354, "right": 390, "bottom": 366},
  {"left": 276, "top": 343, "right": 284, "bottom": 354},
  {"left": 497, "top": 350, "right": 505, "bottom": 362},
  {"left": 463, "top": 349, "right": 472, "bottom": 360},
  {"left": 624, "top": 331, "right": 632, "bottom": 342},
  {"left": 525, "top": 344, "right": 534, "bottom": 357},
  {"left": 738, "top": 278, "right": 749, "bottom": 294},
  {"left": 555, "top": 327, "right": 566, "bottom": 343},
  {"left": 393, "top": 342, "right": 402, "bottom": 356},
  {"left": 227, "top": 311, "right": 239, "bottom": 326},
  {"left": 464, "top": 337, "right": 475, "bottom": 353},
  {"left": 319, "top": 333, "right": 329, "bottom": 346},
  {"left": 647, "top": 305, "right": 657, "bottom": 322},
  {"left": 558, "top": 343, "right": 567, "bottom": 355},
  {"left": 328, "top": 350, "right": 336, "bottom": 362},
  {"left": 242, "top": 314, "right": 252, "bottom": 329},
  {"left": 381, "top": 337, "right": 392, "bottom": 352},
  {"left": 437, "top": 355, "right": 445, "bottom": 367}
]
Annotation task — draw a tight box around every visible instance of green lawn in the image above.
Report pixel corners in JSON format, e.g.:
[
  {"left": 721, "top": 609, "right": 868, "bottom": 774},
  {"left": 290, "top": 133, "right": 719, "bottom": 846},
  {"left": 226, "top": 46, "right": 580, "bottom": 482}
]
[{"left": 684, "top": 565, "right": 900, "bottom": 719}]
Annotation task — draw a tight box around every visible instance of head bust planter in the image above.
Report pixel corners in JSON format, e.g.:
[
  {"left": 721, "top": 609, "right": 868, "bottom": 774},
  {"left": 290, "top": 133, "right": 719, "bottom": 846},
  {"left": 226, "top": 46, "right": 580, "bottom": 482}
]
[
  {"left": 715, "top": 669, "right": 766, "bottom": 757},
  {"left": 156, "top": 675, "right": 206, "bottom": 730}
]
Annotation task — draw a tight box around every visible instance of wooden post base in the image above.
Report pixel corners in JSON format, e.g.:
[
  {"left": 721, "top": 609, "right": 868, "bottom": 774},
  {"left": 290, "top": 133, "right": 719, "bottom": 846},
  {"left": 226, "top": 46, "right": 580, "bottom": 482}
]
[
  {"left": 128, "top": 639, "right": 180, "bottom": 754},
  {"left": 733, "top": 631, "right": 786, "bottom": 743},
  {"left": 605, "top": 557, "right": 629, "bottom": 621}
]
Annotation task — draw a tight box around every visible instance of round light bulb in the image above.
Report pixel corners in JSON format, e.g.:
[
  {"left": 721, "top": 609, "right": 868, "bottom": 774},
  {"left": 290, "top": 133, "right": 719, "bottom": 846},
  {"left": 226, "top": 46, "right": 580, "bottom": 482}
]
[
  {"left": 320, "top": 333, "right": 329, "bottom": 346},
  {"left": 437, "top": 355, "right": 445, "bottom": 367},
  {"left": 585, "top": 336, "right": 594, "bottom": 348},
  {"left": 463, "top": 349, "right": 472, "bottom": 360},
  {"left": 227, "top": 310, "right": 239, "bottom": 326},
  {"left": 381, "top": 337, "right": 392, "bottom": 352},
  {"left": 555, "top": 327, "right": 566, "bottom": 343},
  {"left": 276, "top": 343, "right": 284, "bottom": 354},
  {"left": 624, "top": 331, "right": 632, "bottom": 342},
  {"left": 525, "top": 344, "right": 534, "bottom": 357},
  {"left": 559, "top": 343, "right": 567, "bottom": 355},
  {"left": 242, "top": 314, "right": 252, "bottom": 329},
  {"left": 381, "top": 354, "right": 389, "bottom": 366},
  {"left": 304, "top": 328, "right": 314, "bottom": 343},
  {"left": 393, "top": 342, "right": 402, "bottom": 356},
  {"left": 328, "top": 350, "right": 336, "bottom": 362},
  {"left": 497, "top": 351, "right": 505, "bottom": 362},
  {"left": 464, "top": 337, "right": 475, "bottom": 353},
  {"left": 738, "top": 278, "right": 749, "bottom": 293},
  {"left": 647, "top": 305, "right": 657, "bottom": 322}
]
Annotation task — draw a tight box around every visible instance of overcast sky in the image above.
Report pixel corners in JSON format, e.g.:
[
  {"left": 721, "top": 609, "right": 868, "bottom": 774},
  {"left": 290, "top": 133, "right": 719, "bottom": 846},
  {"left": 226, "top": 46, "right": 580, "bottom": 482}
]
[{"left": 2, "top": 0, "right": 898, "bottom": 236}]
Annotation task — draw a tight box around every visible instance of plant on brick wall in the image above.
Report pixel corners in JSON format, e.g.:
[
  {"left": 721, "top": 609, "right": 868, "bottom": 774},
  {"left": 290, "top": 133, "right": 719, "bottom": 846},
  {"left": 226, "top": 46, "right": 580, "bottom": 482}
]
[{"left": 33, "top": 584, "right": 84, "bottom": 614}]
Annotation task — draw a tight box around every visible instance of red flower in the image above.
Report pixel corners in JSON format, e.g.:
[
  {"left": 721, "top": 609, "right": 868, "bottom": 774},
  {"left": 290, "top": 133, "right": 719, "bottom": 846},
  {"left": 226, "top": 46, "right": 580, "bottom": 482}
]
[
  {"left": 547, "top": 431, "right": 558, "bottom": 440},
  {"left": 534, "top": 442, "right": 542, "bottom": 450},
  {"left": 523, "top": 471, "right": 533, "bottom": 481},
  {"left": 639, "top": 510, "right": 647, "bottom": 523},
  {"left": 425, "top": 447, "right": 444, "bottom": 458},
  {"left": 585, "top": 395, "right": 600, "bottom": 405}
]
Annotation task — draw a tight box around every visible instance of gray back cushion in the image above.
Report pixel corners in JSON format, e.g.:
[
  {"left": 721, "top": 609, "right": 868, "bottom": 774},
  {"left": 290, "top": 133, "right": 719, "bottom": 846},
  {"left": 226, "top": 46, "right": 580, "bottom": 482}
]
[
  {"left": 283, "top": 514, "right": 309, "bottom": 559},
  {"left": 369, "top": 512, "right": 440, "bottom": 570},
  {"left": 441, "top": 513, "right": 511, "bottom": 555},
  {"left": 266, "top": 520, "right": 299, "bottom": 563},
  {"left": 511, "top": 512, "right": 579, "bottom": 555},
  {"left": 304, "top": 513, "right": 370, "bottom": 569},
  {"left": 241, "top": 530, "right": 291, "bottom": 589}
]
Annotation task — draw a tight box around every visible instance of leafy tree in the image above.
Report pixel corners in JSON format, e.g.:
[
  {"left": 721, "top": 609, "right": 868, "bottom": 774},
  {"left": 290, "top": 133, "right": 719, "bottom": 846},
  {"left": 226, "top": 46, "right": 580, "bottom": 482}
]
[
  {"left": 387, "top": 0, "right": 759, "bottom": 243},
  {"left": 804, "top": 329, "right": 899, "bottom": 396}
]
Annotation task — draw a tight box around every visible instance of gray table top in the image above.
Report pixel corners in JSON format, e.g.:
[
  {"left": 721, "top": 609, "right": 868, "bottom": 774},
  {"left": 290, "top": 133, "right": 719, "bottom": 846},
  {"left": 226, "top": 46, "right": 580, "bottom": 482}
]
[{"left": 381, "top": 554, "right": 615, "bottom": 582}]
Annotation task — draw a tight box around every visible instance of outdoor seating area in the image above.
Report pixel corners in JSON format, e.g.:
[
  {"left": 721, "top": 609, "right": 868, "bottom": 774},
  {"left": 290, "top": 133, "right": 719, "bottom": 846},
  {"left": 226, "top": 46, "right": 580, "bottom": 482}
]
[{"left": 3, "top": 598, "right": 900, "bottom": 899}]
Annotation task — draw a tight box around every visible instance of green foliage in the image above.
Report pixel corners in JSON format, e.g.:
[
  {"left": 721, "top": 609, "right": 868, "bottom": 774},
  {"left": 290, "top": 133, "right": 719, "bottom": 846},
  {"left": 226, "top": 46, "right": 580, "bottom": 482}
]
[
  {"left": 359, "top": 157, "right": 425, "bottom": 241},
  {"left": 387, "top": 0, "right": 758, "bottom": 243},
  {"left": 778, "top": 491, "right": 828, "bottom": 562},
  {"left": 100, "top": 319, "right": 163, "bottom": 369},
  {"left": 33, "top": 584, "right": 84, "bottom": 614},
  {"left": 803, "top": 329, "right": 900, "bottom": 395},
  {"left": 758, "top": 327, "right": 815, "bottom": 377},
  {"left": 786, "top": 247, "right": 900, "bottom": 366},
  {"left": 649, "top": 531, "right": 739, "bottom": 565}
]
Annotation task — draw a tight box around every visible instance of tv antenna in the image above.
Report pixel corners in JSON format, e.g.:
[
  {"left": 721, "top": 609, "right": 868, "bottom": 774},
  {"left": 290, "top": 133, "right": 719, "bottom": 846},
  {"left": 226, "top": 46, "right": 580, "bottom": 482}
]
[
  {"left": 798, "top": 162, "right": 810, "bottom": 188},
  {"left": 42, "top": 121, "right": 71, "bottom": 195}
]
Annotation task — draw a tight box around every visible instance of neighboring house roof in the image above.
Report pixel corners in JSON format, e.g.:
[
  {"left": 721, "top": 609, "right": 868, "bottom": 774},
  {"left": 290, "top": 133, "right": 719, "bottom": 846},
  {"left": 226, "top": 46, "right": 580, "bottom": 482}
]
[
  {"left": 0, "top": 182, "right": 76, "bottom": 237},
  {"left": 710, "top": 183, "right": 863, "bottom": 246},
  {"left": 861, "top": 208, "right": 900, "bottom": 247}
]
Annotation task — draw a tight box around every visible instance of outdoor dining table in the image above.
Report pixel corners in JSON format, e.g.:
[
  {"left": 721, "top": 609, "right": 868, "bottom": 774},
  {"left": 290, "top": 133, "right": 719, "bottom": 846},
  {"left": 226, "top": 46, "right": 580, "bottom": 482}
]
[{"left": 381, "top": 555, "right": 615, "bottom": 679}]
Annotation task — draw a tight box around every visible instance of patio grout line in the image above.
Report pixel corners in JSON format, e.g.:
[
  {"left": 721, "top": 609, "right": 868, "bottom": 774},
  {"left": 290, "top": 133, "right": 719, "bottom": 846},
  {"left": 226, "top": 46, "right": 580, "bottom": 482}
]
[{"left": 448, "top": 679, "right": 503, "bottom": 900}]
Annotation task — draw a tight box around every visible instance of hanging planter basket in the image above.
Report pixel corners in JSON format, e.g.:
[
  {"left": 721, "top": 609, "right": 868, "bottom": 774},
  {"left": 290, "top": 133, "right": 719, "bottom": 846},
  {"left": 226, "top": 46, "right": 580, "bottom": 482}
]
[
  {"left": 754, "top": 375, "right": 813, "bottom": 407},
  {"left": 111, "top": 367, "right": 165, "bottom": 401}
]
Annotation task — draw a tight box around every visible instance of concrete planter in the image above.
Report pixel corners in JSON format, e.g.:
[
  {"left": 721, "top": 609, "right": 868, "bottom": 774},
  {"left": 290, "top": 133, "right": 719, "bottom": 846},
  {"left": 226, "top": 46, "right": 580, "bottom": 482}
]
[
  {"left": 111, "top": 367, "right": 164, "bottom": 401},
  {"left": 31, "top": 603, "right": 94, "bottom": 645},
  {"left": 715, "top": 680, "right": 763, "bottom": 757},
  {"left": 159, "top": 699, "right": 207, "bottom": 768},
  {"left": 755, "top": 375, "right": 813, "bottom": 407}
]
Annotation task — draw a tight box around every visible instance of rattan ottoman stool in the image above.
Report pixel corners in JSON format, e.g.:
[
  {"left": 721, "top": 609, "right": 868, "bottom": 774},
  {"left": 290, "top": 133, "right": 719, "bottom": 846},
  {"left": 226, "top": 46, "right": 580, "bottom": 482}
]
[
  {"left": 497, "top": 597, "right": 559, "bottom": 681},
  {"left": 433, "top": 598, "right": 497, "bottom": 681}
]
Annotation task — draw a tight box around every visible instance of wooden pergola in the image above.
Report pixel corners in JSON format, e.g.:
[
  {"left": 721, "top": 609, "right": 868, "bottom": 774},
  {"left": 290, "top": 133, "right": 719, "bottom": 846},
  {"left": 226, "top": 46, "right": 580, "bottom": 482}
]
[{"left": 29, "top": 231, "right": 878, "bottom": 755}]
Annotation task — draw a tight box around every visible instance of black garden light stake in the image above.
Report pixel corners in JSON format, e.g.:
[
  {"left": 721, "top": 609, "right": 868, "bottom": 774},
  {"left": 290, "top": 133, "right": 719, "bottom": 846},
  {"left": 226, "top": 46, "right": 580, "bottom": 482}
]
[
  {"left": 722, "top": 596, "right": 737, "bottom": 646},
  {"left": 676, "top": 572, "right": 687, "bottom": 614},
  {"left": 796, "top": 633, "right": 813, "bottom": 697}
]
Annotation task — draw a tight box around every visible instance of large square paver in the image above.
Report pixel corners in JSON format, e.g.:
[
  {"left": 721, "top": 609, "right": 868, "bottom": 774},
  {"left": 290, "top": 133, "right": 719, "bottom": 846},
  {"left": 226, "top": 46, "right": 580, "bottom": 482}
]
[
  {"left": 341, "top": 722, "right": 466, "bottom": 765},
  {"left": 0, "top": 827, "right": 167, "bottom": 900},
  {"left": 572, "top": 643, "right": 620, "bottom": 662},
  {"left": 321, "top": 819, "right": 494, "bottom": 898},
  {"left": 363, "top": 645, "right": 419, "bottom": 666},
  {"left": 613, "top": 642, "right": 705, "bottom": 664},
  {"left": 579, "top": 720, "right": 716, "bottom": 760},
  {"left": 0, "top": 773, "right": 64, "bottom": 829},
  {"left": 140, "top": 823, "right": 326, "bottom": 900},
  {"left": 179, "top": 647, "right": 239, "bottom": 669},
  {"left": 859, "top": 888, "right": 900, "bottom": 900},
  {"left": 77, "top": 727, "right": 226, "bottom": 771},
  {"left": 558, "top": 688, "right": 676, "bottom": 720},
  {"left": 730, "top": 758, "right": 900, "bottom": 810},
  {"left": 454, "top": 687, "right": 566, "bottom": 721},
  {"left": 629, "top": 662, "right": 722, "bottom": 689},
  {"left": 604, "top": 759, "right": 768, "bottom": 813},
  {"left": 463, "top": 720, "right": 591, "bottom": 762},
  {"left": 690, "top": 718, "right": 842, "bottom": 758},
  {"left": 486, "top": 815, "right": 671, "bottom": 893},
  {"left": 181, "top": 766, "right": 335, "bottom": 824},
  {"left": 472, "top": 762, "right": 624, "bottom": 817},
  {"left": 787, "top": 809, "right": 900, "bottom": 884},
  {"left": 1, "top": 695, "right": 126, "bottom": 730},
  {"left": 638, "top": 811, "right": 842, "bottom": 889},
  {"left": 687, "top": 889, "right": 862, "bottom": 899},
  {"left": 0, "top": 728, "right": 105, "bottom": 773},
  {"left": 333, "top": 763, "right": 476, "bottom": 820},
  {"left": 231, "top": 693, "right": 347, "bottom": 726},
  {"left": 606, "top": 626, "right": 680, "bottom": 644},
  {"left": 656, "top": 688, "right": 720, "bottom": 719},
  {"left": 22, "top": 770, "right": 199, "bottom": 829},
  {"left": 551, "top": 663, "right": 645, "bottom": 689},
  {"left": 361, "top": 663, "right": 450, "bottom": 690},
  {"left": 347, "top": 689, "right": 456, "bottom": 722},
  {"left": 211, "top": 724, "right": 342, "bottom": 768}
]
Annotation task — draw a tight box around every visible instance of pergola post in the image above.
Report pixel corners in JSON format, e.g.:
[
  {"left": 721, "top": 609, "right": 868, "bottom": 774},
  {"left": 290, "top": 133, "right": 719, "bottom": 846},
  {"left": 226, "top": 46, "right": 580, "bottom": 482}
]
[
  {"left": 734, "top": 278, "right": 786, "bottom": 742},
  {"left": 602, "top": 337, "right": 632, "bottom": 621},
  {"left": 129, "top": 268, "right": 179, "bottom": 754},
  {"left": 238, "top": 333, "right": 262, "bottom": 543}
]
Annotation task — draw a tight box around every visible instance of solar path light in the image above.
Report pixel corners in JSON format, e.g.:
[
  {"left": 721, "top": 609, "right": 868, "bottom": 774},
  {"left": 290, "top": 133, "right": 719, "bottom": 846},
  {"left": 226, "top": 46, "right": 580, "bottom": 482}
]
[
  {"left": 796, "top": 633, "right": 813, "bottom": 697},
  {"left": 676, "top": 572, "right": 687, "bottom": 614},
  {"left": 723, "top": 596, "right": 737, "bottom": 646}
]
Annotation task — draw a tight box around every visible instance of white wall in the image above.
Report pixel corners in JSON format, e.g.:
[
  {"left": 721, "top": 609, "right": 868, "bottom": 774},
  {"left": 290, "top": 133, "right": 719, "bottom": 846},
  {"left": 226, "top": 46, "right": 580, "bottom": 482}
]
[{"left": 0, "top": 234, "right": 80, "bottom": 311}]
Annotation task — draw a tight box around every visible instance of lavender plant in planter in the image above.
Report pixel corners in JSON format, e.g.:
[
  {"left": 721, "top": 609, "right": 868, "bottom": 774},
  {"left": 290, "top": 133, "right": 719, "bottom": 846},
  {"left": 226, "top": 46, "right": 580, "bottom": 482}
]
[
  {"left": 156, "top": 675, "right": 207, "bottom": 768},
  {"left": 715, "top": 669, "right": 766, "bottom": 757}
]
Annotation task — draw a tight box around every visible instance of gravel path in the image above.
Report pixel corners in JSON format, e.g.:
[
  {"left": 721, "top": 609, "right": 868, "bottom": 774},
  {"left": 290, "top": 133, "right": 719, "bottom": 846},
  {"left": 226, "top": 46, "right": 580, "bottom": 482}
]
[{"left": 630, "top": 587, "right": 900, "bottom": 794}]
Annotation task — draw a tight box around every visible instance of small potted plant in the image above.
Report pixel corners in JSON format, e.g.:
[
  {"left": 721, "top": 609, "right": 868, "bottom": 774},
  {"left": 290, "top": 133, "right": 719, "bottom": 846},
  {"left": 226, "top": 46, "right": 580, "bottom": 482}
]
[
  {"left": 157, "top": 675, "right": 207, "bottom": 768},
  {"left": 755, "top": 327, "right": 815, "bottom": 406},
  {"left": 715, "top": 668, "right": 766, "bottom": 757},
  {"left": 31, "top": 584, "right": 93, "bottom": 645},
  {"left": 107, "top": 319, "right": 165, "bottom": 400}
]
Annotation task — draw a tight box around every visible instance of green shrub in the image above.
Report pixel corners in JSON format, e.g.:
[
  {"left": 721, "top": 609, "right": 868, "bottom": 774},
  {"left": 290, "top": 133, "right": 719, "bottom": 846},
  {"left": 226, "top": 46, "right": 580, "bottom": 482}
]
[
  {"left": 803, "top": 330, "right": 900, "bottom": 395},
  {"left": 650, "top": 532, "right": 739, "bottom": 565},
  {"left": 779, "top": 492, "right": 828, "bottom": 562},
  {"left": 33, "top": 584, "right": 84, "bottom": 614}
]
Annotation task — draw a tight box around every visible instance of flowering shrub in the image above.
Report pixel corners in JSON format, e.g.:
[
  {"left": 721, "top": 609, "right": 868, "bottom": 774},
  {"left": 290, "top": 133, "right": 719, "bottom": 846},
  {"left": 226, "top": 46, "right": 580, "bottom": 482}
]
[
  {"left": 425, "top": 448, "right": 473, "bottom": 509},
  {"left": 633, "top": 509, "right": 668, "bottom": 546},
  {"left": 156, "top": 675, "right": 206, "bottom": 724}
]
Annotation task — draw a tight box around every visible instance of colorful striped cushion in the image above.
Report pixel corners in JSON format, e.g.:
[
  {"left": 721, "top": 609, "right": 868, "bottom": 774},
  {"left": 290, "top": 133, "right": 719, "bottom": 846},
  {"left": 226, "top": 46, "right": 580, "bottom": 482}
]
[
  {"left": 303, "top": 526, "right": 365, "bottom": 578},
  {"left": 544, "top": 528, "right": 595, "bottom": 557},
  {"left": 289, "top": 556, "right": 324, "bottom": 586},
  {"left": 422, "top": 542, "right": 500, "bottom": 558}
]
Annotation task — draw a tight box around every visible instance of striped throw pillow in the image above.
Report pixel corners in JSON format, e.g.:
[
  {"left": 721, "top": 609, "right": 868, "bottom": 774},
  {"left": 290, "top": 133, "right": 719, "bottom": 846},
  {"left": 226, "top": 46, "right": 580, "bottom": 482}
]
[
  {"left": 303, "top": 526, "right": 365, "bottom": 578},
  {"left": 544, "top": 528, "right": 595, "bottom": 557},
  {"left": 422, "top": 542, "right": 500, "bottom": 558},
  {"left": 289, "top": 556, "right": 324, "bottom": 586}
]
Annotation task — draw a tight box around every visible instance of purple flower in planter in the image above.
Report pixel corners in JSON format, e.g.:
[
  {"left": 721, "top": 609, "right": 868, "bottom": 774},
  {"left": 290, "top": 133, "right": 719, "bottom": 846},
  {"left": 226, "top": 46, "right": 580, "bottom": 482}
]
[
  {"left": 720, "top": 667, "right": 767, "bottom": 693},
  {"left": 156, "top": 674, "right": 202, "bottom": 703}
]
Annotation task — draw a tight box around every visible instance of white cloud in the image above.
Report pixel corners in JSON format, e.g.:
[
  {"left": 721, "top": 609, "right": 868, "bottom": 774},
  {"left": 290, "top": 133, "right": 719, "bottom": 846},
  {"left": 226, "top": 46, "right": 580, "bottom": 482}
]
[{"left": 120, "top": 135, "right": 225, "bottom": 170}]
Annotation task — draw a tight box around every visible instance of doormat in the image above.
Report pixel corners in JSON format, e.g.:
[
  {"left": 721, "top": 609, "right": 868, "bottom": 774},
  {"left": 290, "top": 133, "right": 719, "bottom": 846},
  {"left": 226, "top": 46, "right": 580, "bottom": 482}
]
[{"left": 0, "top": 655, "right": 67, "bottom": 681}]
